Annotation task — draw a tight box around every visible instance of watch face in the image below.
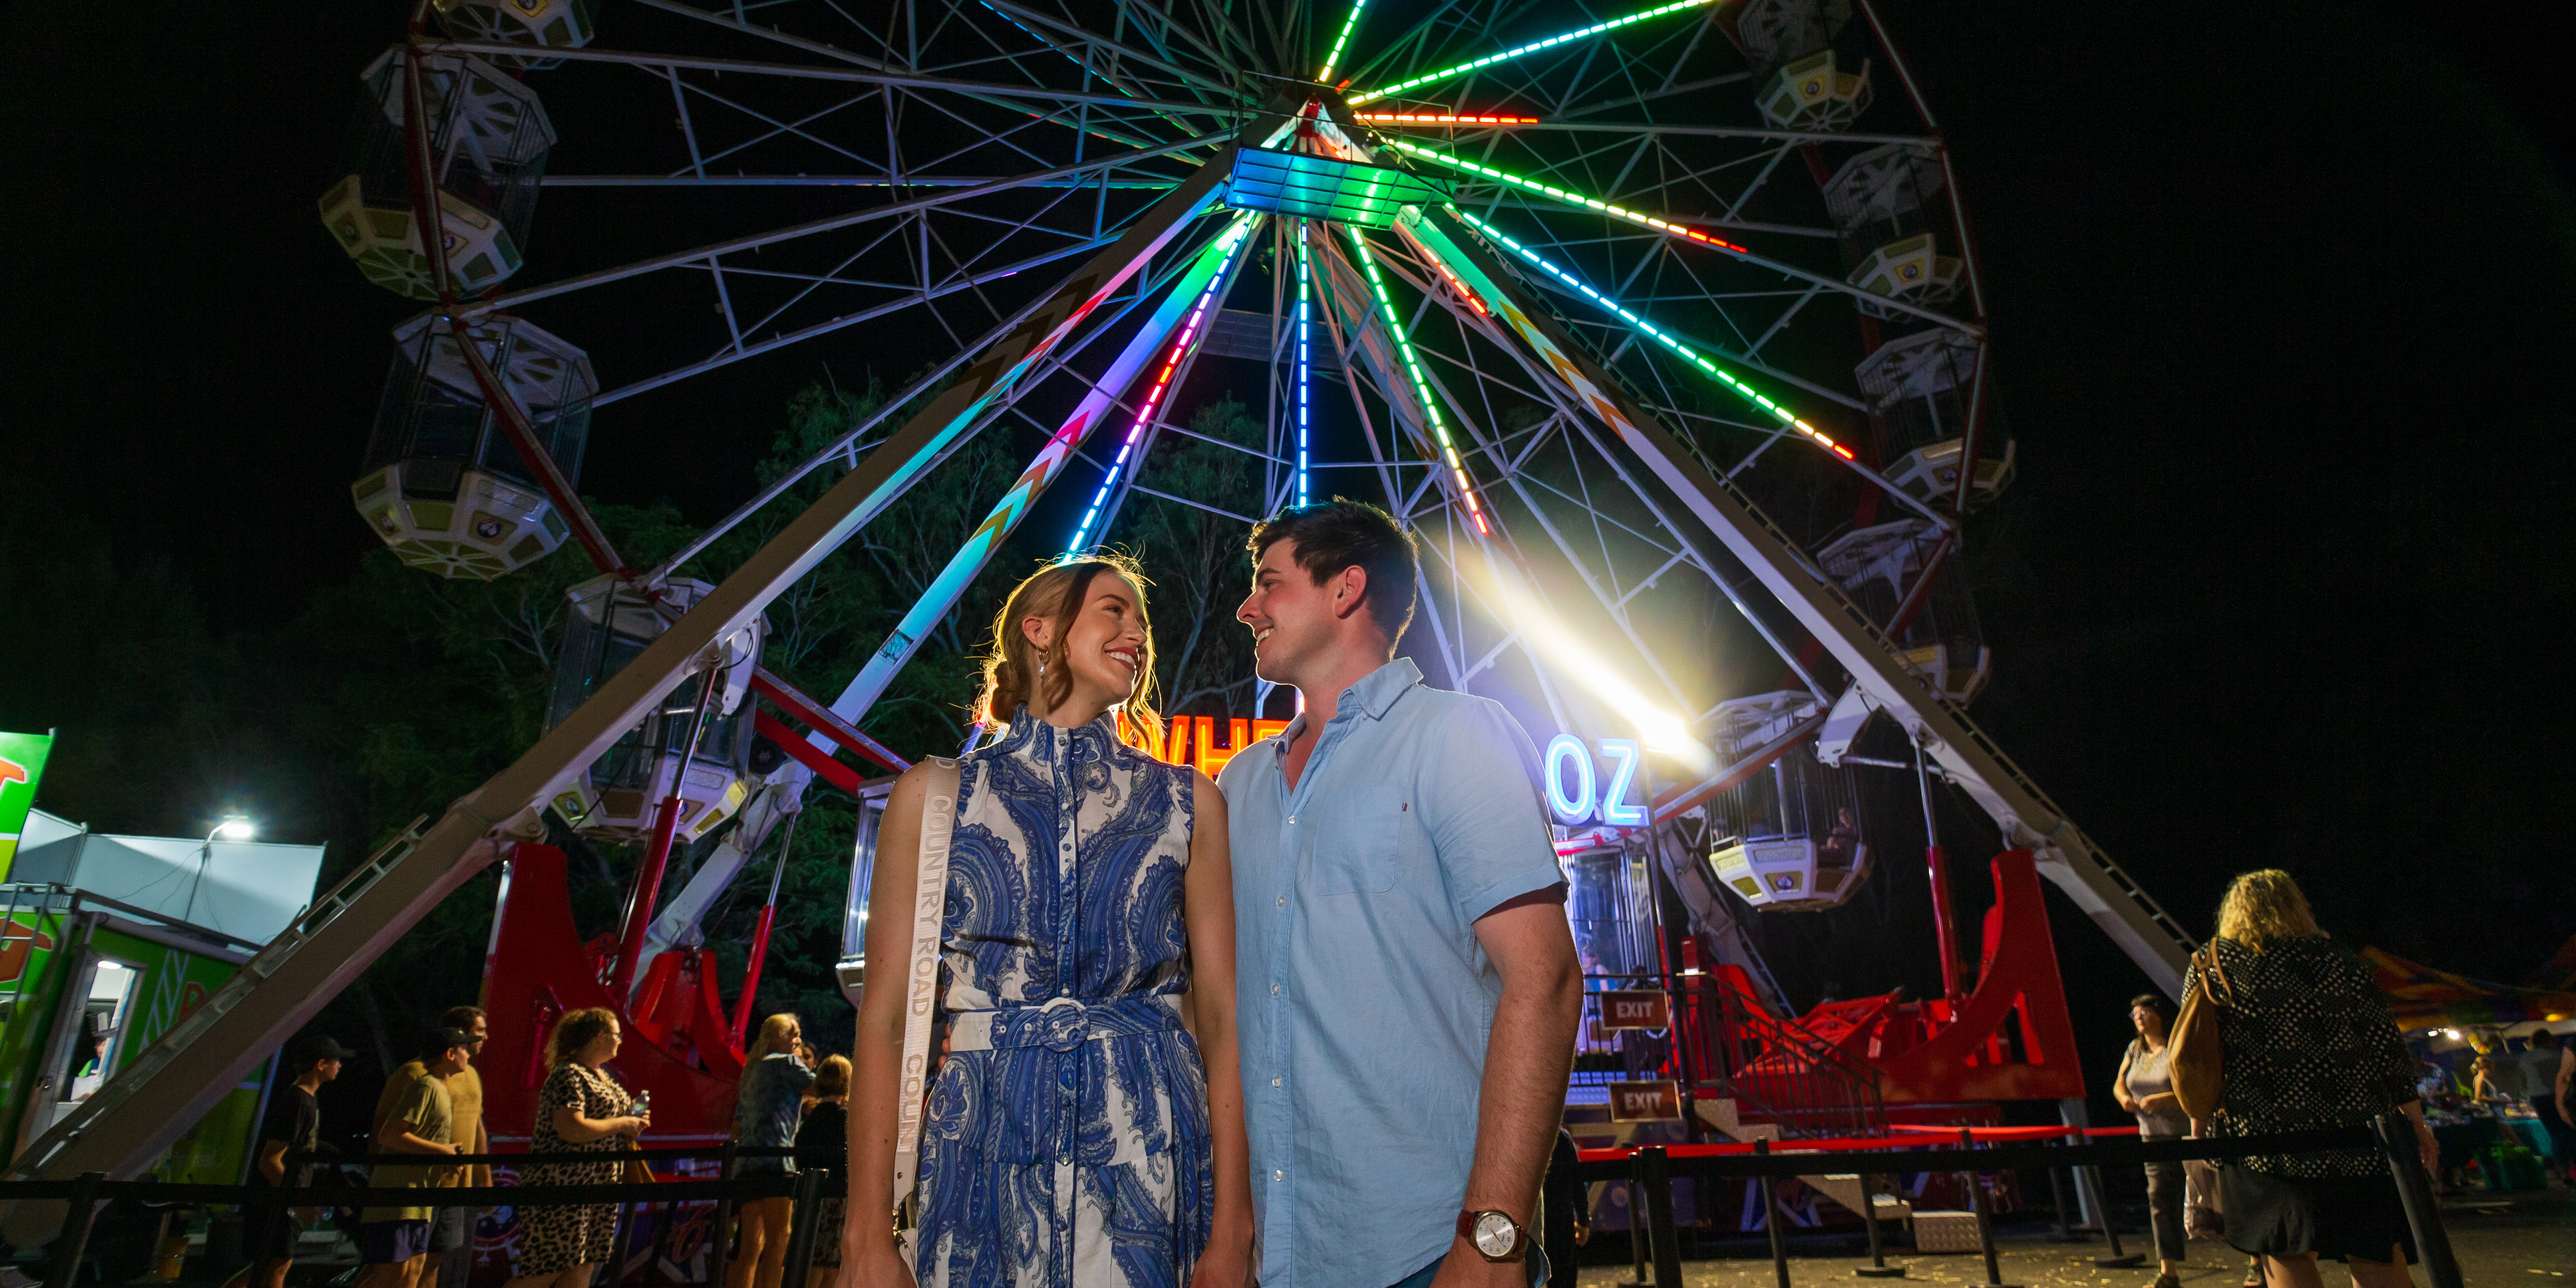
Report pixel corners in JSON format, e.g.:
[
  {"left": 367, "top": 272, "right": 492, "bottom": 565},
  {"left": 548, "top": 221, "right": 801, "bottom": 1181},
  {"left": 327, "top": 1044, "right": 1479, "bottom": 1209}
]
[{"left": 1473, "top": 1211, "right": 1518, "bottom": 1258}]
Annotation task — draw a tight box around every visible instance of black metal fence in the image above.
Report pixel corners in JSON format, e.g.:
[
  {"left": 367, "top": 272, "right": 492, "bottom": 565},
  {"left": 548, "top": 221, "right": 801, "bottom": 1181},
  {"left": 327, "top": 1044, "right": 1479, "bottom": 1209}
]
[
  {"left": 1578, "top": 1113, "right": 2461, "bottom": 1288},
  {"left": 0, "top": 1145, "right": 837, "bottom": 1288},
  {"left": 0, "top": 1117, "right": 2465, "bottom": 1288}
]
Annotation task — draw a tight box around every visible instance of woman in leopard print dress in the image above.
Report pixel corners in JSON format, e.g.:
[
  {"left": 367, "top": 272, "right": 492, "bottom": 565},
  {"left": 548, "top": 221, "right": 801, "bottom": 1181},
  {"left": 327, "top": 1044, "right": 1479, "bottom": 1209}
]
[{"left": 503, "top": 1009, "right": 648, "bottom": 1288}]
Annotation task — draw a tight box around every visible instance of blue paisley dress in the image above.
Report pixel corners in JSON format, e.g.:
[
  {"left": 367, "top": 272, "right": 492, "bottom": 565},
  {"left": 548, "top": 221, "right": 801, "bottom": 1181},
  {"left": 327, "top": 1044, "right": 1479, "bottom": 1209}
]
[{"left": 915, "top": 709, "right": 1212, "bottom": 1288}]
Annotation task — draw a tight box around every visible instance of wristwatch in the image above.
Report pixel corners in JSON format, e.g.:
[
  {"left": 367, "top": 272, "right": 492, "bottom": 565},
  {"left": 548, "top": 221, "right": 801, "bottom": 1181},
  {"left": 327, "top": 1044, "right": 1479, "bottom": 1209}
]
[{"left": 1456, "top": 1208, "right": 1529, "bottom": 1262}]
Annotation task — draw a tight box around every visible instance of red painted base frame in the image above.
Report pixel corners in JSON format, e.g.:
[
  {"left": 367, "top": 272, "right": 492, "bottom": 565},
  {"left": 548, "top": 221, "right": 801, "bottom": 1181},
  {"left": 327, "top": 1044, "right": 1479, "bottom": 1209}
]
[{"left": 479, "top": 844, "right": 746, "bottom": 1147}]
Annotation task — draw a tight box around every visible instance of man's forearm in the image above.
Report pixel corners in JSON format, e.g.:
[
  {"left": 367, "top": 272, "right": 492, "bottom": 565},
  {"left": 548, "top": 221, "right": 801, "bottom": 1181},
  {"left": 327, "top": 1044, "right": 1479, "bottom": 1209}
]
[{"left": 1461, "top": 970, "right": 1583, "bottom": 1218}]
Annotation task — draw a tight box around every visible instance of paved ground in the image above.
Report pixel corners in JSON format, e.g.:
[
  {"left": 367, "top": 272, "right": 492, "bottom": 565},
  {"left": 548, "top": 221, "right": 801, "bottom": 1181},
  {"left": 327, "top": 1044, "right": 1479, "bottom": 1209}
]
[{"left": 1568, "top": 1188, "right": 2576, "bottom": 1286}]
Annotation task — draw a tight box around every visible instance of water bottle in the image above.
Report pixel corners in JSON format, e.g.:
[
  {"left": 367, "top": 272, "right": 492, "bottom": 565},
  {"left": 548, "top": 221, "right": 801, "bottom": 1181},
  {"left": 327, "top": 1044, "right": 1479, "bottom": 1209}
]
[{"left": 632, "top": 1089, "right": 650, "bottom": 1127}]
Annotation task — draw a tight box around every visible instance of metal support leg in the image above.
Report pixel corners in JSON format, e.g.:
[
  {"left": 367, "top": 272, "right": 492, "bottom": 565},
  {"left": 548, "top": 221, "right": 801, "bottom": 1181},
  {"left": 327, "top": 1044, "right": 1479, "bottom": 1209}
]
[
  {"left": 1620, "top": 1167, "right": 1650, "bottom": 1288},
  {"left": 1636, "top": 1146, "right": 1685, "bottom": 1288},
  {"left": 1755, "top": 1141, "right": 1790, "bottom": 1288},
  {"left": 780, "top": 1168, "right": 825, "bottom": 1288},
  {"left": 2085, "top": 1158, "right": 2140, "bottom": 1269},
  {"left": 711, "top": 1143, "right": 737, "bottom": 1288},
  {"left": 1855, "top": 1173, "right": 1904, "bottom": 1278},
  {"left": 2375, "top": 1113, "right": 2463, "bottom": 1288},
  {"left": 39, "top": 1172, "right": 102, "bottom": 1288},
  {"left": 1959, "top": 1131, "right": 2014, "bottom": 1288}
]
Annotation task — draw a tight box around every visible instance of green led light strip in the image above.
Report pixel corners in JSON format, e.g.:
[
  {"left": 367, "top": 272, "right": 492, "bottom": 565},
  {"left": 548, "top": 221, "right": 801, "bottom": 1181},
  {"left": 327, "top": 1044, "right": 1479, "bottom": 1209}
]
[
  {"left": 1445, "top": 206, "right": 1853, "bottom": 460},
  {"left": 1347, "top": 0, "right": 1717, "bottom": 106},
  {"left": 1318, "top": 0, "right": 1368, "bottom": 82},
  {"left": 1382, "top": 139, "right": 1751, "bottom": 254},
  {"left": 1343, "top": 227, "right": 1493, "bottom": 533}
]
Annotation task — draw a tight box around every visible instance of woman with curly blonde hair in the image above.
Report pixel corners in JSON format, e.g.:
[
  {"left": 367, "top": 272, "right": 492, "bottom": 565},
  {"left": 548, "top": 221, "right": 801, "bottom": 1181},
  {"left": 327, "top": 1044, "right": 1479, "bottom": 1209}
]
[
  {"left": 843, "top": 555, "right": 1253, "bottom": 1288},
  {"left": 2189, "top": 870, "right": 2434, "bottom": 1288}
]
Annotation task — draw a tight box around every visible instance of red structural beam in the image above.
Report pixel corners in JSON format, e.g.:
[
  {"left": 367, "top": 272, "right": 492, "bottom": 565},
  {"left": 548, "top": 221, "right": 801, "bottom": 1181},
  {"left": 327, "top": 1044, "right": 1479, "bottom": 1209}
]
[
  {"left": 751, "top": 709, "right": 864, "bottom": 795},
  {"left": 749, "top": 667, "right": 912, "bottom": 773}
]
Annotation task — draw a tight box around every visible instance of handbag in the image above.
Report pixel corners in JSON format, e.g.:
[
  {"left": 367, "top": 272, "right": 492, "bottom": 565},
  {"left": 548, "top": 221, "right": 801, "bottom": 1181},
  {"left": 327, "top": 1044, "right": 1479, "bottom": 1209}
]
[
  {"left": 2170, "top": 942, "right": 2233, "bottom": 1120},
  {"left": 890, "top": 757, "right": 962, "bottom": 1264}
]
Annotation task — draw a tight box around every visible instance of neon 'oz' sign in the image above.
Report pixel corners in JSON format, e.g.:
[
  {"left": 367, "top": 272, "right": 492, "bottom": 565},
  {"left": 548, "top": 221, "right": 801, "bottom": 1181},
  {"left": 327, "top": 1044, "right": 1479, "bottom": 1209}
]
[{"left": 1542, "top": 735, "right": 1647, "bottom": 826}]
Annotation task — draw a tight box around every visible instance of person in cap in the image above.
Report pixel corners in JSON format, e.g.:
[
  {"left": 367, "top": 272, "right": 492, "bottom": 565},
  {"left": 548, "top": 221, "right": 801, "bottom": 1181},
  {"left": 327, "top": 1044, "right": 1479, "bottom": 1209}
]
[
  {"left": 359, "top": 1028, "right": 473, "bottom": 1288},
  {"left": 223, "top": 1035, "right": 350, "bottom": 1288},
  {"left": 372, "top": 1008, "right": 491, "bottom": 1288}
]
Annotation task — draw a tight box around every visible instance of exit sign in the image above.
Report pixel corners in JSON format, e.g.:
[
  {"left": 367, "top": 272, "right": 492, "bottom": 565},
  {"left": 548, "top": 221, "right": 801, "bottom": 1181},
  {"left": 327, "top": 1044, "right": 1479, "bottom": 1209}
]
[
  {"left": 1599, "top": 989, "right": 1670, "bottom": 1030},
  {"left": 1608, "top": 1080, "right": 1683, "bottom": 1122}
]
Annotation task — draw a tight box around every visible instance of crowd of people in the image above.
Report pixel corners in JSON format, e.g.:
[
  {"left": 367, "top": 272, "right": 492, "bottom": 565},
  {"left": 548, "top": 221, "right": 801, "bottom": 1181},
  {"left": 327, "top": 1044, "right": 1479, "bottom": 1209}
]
[{"left": 241, "top": 1002, "right": 858, "bottom": 1288}]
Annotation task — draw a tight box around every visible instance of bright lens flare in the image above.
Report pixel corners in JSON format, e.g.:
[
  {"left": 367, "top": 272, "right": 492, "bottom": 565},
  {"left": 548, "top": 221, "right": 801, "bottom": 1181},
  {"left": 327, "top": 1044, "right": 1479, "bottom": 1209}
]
[
  {"left": 1347, "top": 0, "right": 1718, "bottom": 106},
  {"left": 1476, "top": 560, "right": 1713, "bottom": 774},
  {"left": 1445, "top": 207, "right": 1855, "bottom": 461},
  {"left": 214, "top": 817, "right": 257, "bottom": 841}
]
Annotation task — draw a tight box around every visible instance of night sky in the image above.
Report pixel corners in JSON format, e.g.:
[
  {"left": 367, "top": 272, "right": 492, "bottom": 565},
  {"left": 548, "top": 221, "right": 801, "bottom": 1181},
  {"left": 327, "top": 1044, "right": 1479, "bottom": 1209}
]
[{"left": 6, "top": 0, "right": 2575, "bottom": 1109}]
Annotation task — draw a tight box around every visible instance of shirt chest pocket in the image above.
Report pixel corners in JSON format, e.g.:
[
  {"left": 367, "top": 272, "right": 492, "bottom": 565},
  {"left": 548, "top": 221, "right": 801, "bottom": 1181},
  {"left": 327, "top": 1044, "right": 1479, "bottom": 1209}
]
[{"left": 1307, "top": 786, "right": 1412, "bottom": 895}]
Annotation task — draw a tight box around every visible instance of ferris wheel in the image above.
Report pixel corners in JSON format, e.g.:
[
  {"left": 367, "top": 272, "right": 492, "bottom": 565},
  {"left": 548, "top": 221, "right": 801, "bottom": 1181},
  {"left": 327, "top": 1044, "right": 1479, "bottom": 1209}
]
[
  {"left": 2, "top": 0, "right": 2204, "bottom": 1205},
  {"left": 325, "top": 0, "right": 2022, "bottom": 992}
]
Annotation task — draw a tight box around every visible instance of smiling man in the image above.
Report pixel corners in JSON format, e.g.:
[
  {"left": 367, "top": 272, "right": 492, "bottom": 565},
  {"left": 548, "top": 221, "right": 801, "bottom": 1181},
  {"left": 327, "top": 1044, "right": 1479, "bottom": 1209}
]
[{"left": 1220, "top": 498, "right": 1583, "bottom": 1288}]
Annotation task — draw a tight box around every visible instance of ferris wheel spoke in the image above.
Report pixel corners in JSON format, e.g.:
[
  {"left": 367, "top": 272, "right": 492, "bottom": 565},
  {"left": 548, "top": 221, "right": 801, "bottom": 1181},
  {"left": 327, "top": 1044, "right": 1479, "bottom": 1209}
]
[
  {"left": 1394, "top": 143, "right": 1976, "bottom": 335},
  {"left": 476, "top": 133, "right": 1215, "bottom": 314},
  {"left": 1335, "top": 0, "right": 1540, "bottom": 93},
  {"left": 660, "top": 75, "right": 889, "bottom": 171},
  {"left": 1313, "top": 0, "right": 1367, "bottom": 80},
  {"left": 651, "top": 211, "right": 1242, "bottom": 580},
  {"left": 1431, "top": 206, "right": 1954, "bottom": 536},
  {"left": 1106, "top": 0, "right": 1239, "bottom": 86},
  {"left": 428, "top": 38, "right": 1227, "bottom": 117},
  {"left": 979, "top": 0, "right": 1235, "bottom": 101},
  {"left": 1347, "top": 0, "right": 1717, "bottom": 106},
  {"left": 544, "top": 173, "right": 1181, "bottom": 188},
  {"left": 594, "top": 230, "right": 1127, "bottom": 406}
]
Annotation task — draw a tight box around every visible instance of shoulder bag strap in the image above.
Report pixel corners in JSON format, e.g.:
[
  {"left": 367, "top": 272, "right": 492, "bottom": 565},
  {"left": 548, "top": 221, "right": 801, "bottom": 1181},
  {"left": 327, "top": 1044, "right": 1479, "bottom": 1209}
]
[{"left": 889, "top": 756, "right": 962, "bottom": 1210}]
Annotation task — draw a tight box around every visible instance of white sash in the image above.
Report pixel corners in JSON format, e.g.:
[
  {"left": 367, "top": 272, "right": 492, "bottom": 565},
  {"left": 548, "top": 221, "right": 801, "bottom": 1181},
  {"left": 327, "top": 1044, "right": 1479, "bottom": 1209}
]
[{"left": 890, "top": 756, "right": 960, "bottom": 1232}]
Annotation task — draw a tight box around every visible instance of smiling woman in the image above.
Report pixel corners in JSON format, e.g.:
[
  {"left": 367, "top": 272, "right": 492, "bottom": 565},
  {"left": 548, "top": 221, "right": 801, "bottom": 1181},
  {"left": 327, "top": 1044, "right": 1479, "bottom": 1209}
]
[
  {"left": 974, "top": 554, "right": 1166, "bottom": 749},
  {"left": 844, "top": 553, "right": 1255, "bottom": 1287}
]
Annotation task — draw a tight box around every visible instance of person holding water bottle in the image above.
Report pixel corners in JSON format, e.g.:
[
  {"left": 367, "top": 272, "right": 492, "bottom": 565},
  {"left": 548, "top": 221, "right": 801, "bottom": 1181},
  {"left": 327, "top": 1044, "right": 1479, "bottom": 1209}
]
[{"left": 503, "top": 1009, "right": 648, "bottom": 1288}]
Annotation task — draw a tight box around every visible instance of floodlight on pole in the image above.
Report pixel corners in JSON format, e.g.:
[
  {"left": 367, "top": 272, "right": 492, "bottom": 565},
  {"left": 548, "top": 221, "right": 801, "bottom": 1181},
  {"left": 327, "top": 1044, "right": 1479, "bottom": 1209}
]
[{"left": 212, "top": 817, "right": 256, "bottom": 843}]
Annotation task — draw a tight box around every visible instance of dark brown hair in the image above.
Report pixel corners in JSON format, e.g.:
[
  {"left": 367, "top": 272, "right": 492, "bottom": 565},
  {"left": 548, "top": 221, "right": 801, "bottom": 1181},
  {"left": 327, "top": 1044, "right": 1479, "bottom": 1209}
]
[
  {"left": 438, "top": 1005, "right": 487, "bottom": 1032},
  {"left": 545, "top": 1007, "right": 617, "bottom": 1068},
  {"left": 1247, "top": 499, "right": 1419, "bottom": 646},
  {"left": 974, "top": 554, "right": 1163, "bottom": 743}
]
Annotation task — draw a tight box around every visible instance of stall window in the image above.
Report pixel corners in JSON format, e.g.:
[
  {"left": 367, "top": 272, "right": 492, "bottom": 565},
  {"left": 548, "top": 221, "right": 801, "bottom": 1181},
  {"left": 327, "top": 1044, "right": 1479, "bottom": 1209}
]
[{"left": 61, "top": 960, "right": 139, "bottom": 1103}]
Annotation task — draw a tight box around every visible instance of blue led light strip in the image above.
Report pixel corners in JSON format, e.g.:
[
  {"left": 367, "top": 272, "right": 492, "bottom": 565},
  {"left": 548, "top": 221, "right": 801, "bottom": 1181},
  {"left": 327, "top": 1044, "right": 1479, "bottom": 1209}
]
[
  {"left": 1445, "top": 206, "right": 1854, "bottom": 460},
  {"left": 1342, "top": 227, "right": 1492, "bottom": 535},
  {"left": 1066, "top": 222, "right": 1257, "bottom": 552},
  {"left": 1318, "top": 0, "right": 1368, "bottom": 83},
  {"left": 1296, "top": 221, "right": 1312, "bottom": 508}
]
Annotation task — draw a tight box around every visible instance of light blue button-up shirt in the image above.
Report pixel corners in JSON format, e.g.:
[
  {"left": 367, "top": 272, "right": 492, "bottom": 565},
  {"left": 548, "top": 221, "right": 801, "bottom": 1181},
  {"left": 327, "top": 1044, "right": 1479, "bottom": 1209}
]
[{"left": 1218, "top": 658, "right": 1564, "bottom": 1288}]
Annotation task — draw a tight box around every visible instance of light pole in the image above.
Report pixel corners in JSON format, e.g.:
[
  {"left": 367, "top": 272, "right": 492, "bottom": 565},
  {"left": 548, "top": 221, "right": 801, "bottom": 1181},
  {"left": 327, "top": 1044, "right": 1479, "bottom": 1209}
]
[{"left": 185, "top": 816, "right": 255, "bottom": 927}]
